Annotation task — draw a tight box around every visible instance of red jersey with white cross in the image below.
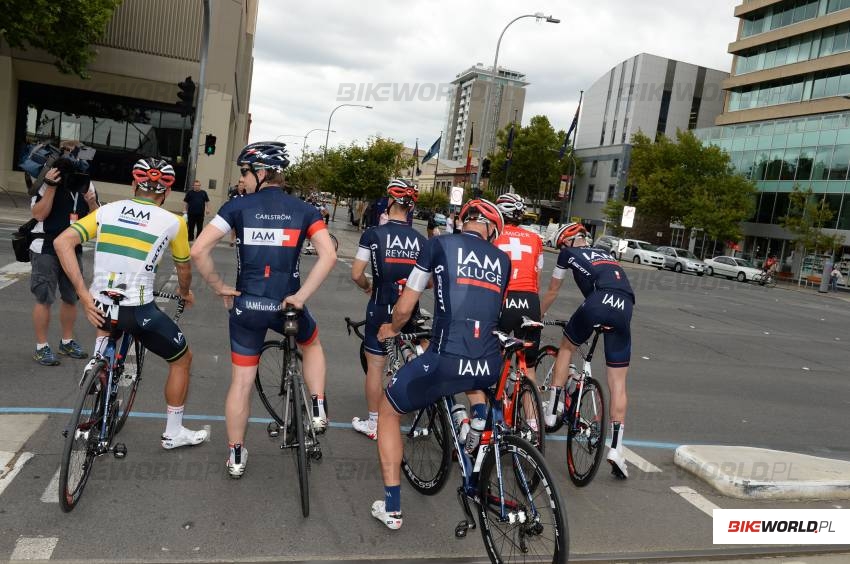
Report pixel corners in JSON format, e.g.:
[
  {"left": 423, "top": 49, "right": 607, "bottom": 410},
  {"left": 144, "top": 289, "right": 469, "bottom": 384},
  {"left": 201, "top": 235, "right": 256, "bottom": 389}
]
[{"left": 494, "top": 224, "right": 544, "bottom": 293}]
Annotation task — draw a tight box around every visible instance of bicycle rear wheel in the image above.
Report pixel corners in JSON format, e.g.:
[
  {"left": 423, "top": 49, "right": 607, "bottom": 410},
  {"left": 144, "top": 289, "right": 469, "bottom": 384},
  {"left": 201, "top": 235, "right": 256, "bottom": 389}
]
[
  {"left": 566, "top": 376, "right": 607, "bottom": 487},
  {"left": 514, "top": 378, "right": 545, "bottom": 454},
  {"left": 291, "top": 368, "right": 311, "bottom": 518},
  {"left": 477, "top": 434, "right": 569, "bottom": 563},
  {"left": 115, "top": 339, "right": 145, "bottom": 435},
  {"left": 255, "top": 341, "right": 292, "bottom": 426},
  {"left": 400, "top": 403, "right": 451, "bottom": 495},
  {"left": 59, "top": 363, "right": 105, "bottom": 512}
]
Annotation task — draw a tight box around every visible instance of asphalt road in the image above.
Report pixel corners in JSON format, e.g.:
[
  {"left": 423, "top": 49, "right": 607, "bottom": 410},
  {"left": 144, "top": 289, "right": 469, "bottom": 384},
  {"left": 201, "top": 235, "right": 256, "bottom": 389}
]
[{"left": 0, "top": 211, "right": 848, "bottom": 562}]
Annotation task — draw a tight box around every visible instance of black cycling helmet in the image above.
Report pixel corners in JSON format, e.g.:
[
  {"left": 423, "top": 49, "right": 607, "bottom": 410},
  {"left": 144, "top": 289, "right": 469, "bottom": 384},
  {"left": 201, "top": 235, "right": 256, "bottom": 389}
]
[{"left": 237, "top": 141, "right": 290, "bottom": 190}]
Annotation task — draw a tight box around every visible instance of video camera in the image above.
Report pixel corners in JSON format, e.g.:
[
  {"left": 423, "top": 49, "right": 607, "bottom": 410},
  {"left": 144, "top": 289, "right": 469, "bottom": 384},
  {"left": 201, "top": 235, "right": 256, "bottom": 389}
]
[{"left": 19, "top": 143, "right": 95, "bottom": 196}]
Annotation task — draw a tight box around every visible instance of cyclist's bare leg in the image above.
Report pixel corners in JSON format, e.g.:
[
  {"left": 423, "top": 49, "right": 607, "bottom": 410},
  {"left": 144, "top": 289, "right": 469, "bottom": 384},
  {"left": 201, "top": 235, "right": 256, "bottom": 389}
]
[
  {"left": 606, "top": 366, "right": 628, "bottom": 424},
  {"left": 164, "top": 349, "right": 192, "bottom": 406},
  {"left": 364, "top": 351, "right": 386, "bottom": 413},
  {"left": 552, "top": 336, "right": 578, "bottom": 388},
  {"left": 301, "top": 337, "right": 326, "bottom": 400},
  {"left": 376, "top": 395, "right": 402, "bottom": 486},
  {"left": 225, "top": 363, "right": 258, "bottom": 444}
]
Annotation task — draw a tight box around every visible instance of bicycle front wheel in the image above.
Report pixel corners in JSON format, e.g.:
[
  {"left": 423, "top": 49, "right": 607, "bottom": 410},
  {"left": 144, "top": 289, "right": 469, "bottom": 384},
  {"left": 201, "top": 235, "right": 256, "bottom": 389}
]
[
  {"left": 329, "top": 233, "right": 339, "bottom": 252},
  {"left": 477, "top": 434, "right": 569, "bottom": 564},
  {"left": 115, "top": 339, "right": 145, "bottom": 435},
  {"left": 255, "top": 341, "right": 291, "bottom": 426},
  {"left": 291, "top": 369, "right": 311, "bottom": 518},
  {"left": 59, "top": 363, "right": 105, "bottom": 512},
  {"left": 566, "top": 376, "right": 607, "bottom": 487},
  {"left": 400, "top": 403, "right": 451, "bottom": 495},
  {"left": 514, "top": 378, "right": 545, "bottom": 454}
]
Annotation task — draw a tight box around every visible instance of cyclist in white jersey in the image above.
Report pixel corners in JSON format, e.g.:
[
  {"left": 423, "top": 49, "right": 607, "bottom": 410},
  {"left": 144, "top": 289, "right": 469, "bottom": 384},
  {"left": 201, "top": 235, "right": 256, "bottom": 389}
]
[{"left": 53, "top": 158, "right": 208, "bottom": 450}]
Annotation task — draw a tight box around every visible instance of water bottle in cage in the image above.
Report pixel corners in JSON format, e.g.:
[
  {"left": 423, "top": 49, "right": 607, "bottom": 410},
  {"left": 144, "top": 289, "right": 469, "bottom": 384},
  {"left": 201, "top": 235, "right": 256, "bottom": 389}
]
[
  {"left": 451, "top": 404, "right": 470, "bottom": 442},
  {"left": 464, "top": 417, "right": 486, "bottom": 455}
]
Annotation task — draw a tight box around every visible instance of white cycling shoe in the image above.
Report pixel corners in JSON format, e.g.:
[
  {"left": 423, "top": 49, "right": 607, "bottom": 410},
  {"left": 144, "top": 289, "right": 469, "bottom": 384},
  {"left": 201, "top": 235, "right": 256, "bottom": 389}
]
[
  {"left": 227, "top": 444, "right": 248, "bottom": 479},
  {"left": 161, "top": 426, "right": 208, "bottom": 450},
  {"left": 607, "top": 448, "right": 629, "bottom": 479},
  {"left": 371, "top": 500, "right": 403, "bottom": 530},
  {"left": 352, "top": 417, "right": 377, "bottom": 440}
]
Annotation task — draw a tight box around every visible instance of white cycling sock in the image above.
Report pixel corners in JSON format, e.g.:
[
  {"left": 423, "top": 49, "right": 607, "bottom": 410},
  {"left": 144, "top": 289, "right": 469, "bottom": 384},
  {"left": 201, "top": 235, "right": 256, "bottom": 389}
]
[
  {"left": 368, "top": 411, "right": 378, "bottom": 425},
  {"left": 93, "top": 335, "right": 108, "bottom": 356},
  {"left": 610, "top": 422, "right": 624, "bottom": 452},
  {"left": 165, "top": 405, "right": 184, "bottom": 437},
  {"left": 547, "top": 387, "right": 562, "bottom": 415}
]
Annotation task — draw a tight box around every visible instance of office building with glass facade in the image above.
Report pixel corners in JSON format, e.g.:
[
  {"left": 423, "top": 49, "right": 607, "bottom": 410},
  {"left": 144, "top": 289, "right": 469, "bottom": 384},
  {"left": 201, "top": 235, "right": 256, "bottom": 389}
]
[
  {"left": 694, "top": 0, "right": 850, "bottom": 278},
  {"left": 0, "top": 0, "right": 257, "bottom": 210}
]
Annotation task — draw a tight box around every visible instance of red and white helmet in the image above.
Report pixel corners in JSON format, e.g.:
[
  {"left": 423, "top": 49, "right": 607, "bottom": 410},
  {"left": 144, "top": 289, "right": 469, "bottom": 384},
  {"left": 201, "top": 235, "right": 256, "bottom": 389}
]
[
  {"left": 459, "top": 198, "right": 504, "bottom": 240},
  {"left": 386, "top": 178, "right": 418, "bottom": 207},
  {"left": 495, "top": 193, "right": 525, "bottom": 222},
  {"left": 132, "top": 158, "right": 175, "bottom": 194},
  {"left": 555, "top": 222, "right": 589, "bottom": 247}
]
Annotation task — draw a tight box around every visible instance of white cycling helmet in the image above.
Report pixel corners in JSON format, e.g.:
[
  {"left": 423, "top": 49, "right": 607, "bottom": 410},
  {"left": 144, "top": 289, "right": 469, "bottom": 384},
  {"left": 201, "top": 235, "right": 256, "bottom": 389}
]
[{"left": 495, "top": 193, "right": 525, "bottom": 223}]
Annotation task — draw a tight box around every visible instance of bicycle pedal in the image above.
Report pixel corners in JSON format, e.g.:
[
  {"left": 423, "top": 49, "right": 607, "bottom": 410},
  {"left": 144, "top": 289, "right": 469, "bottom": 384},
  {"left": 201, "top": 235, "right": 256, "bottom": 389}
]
[
  {"left": 112, "top": 443, "right": 127, "bottom": 458},
  {"left": 454, "top": 520, "right": 471, "bottom": 538},
  {"left": 267, "top": 422, "right": 280, "bottom": 438}
]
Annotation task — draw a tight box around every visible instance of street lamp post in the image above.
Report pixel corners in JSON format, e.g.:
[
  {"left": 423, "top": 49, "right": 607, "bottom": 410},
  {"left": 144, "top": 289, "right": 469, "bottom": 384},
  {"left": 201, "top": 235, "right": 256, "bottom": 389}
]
[
  {"left": 323, "top": 104, "right": 373, "bottom": 160},
  {"left": 477, "top": 12, "right": 559, "bottom": 194},
  {"left": 303, "top": 128, "right": 335, "bottom": 159}
]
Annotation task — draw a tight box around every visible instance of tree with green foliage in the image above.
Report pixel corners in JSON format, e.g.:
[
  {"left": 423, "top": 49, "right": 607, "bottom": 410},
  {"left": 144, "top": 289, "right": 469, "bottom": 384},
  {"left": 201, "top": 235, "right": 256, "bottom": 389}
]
[
  {"left": 488, "top": 115, "right": 575, "bottom": 209},
  {"left": 1, "top": 0, "right": 123, "bottom": 77},
  {"left": 781, "top": 184, "right": 844, "bottom": 257},
  {"left": 627, "top": 130, "right": 757, "bottom": 242}
]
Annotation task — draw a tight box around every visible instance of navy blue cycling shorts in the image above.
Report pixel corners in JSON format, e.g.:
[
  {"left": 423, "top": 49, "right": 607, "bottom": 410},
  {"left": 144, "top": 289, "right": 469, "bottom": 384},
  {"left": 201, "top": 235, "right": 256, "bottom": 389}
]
[
  {"left": 385, "top": 350, "right": 502, "bottom": 414},
  {"left": 364, "top": 302, "right": 421, "bottom": 356},
  {"left": 563, "top": 290, "right": 634, "bottom": 368},
  {"left": 95, "top": 300, "right": 188, "bottom": 363},
  {"left": 228, "top": 294, "right": 318, "bottom": 366}
]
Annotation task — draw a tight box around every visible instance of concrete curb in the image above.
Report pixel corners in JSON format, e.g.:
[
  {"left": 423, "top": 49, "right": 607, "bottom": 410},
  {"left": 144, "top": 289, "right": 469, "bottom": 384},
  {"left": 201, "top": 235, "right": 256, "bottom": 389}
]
[{"left": 674, "top": 445, "right": 850, "bottom": 500}]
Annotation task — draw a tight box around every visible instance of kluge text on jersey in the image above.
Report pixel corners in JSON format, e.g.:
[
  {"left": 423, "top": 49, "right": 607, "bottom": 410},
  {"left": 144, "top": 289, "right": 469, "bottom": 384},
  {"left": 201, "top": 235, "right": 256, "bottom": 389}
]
[{"left": 457, "top": 248, "right": 503, "bottom": 285}]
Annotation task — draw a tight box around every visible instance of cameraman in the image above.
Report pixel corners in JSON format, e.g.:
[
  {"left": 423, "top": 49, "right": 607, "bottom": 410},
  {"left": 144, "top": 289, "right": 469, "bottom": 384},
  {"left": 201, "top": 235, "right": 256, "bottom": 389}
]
[{"left": 29, "top": 142, "right": 99, "bottom": 366}]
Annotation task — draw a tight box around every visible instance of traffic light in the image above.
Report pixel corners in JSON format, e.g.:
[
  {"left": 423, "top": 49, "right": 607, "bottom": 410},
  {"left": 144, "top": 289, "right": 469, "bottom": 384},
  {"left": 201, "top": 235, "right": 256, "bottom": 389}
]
[
  {"left": 177, "top": 76, "right": 196, "bottom": 116},
  {"left": 480, "top": 158, "right": 491, "bottom": 178},
  {"left": 204, "top": 134, "right": 217, "bottom": 156}
]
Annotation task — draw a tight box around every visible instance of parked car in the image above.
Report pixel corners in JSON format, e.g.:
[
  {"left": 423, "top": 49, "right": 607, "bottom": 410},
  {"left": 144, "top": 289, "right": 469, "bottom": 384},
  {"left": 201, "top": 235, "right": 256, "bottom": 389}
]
[
  {"left": 656, "top": 246, "right": 706, "bottom": 276},
  {"left": 703, "top": 256, "right": 762, "bottom": 282},
  {"left": 433, "top": 213, "right": 448, "bottom": 227},
  {"left": 595, "top": 235, "right": 621, "bottom": 254},
  {"left": 619, "top": 239, "right": 665, "bottom": 268}
]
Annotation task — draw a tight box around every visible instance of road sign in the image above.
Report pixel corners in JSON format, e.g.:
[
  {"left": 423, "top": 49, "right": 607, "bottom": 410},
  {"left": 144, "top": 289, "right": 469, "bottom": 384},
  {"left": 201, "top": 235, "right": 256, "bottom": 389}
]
[
  {"left": 450, "top": 186, "right": 464, "bottom": 206},
  {"left": 621, "top": 205, "right": 636, "bottom": 228}
]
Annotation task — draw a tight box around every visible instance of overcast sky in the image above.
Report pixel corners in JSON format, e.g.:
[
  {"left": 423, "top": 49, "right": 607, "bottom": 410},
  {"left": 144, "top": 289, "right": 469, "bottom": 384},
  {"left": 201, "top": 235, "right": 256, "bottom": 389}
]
[{"left": 247, "top": 0, "right": 741, "bottom": 157}]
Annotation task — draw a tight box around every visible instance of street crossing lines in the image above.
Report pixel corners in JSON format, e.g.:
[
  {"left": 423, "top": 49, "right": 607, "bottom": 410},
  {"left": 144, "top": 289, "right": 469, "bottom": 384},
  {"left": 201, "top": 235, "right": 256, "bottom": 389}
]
[
  {"left": 40, "top": 468, "right": 59, "bottom": 503},
  {"left": 0, "top": 452, "right": 34, "bottom": 497},
  {"left": 622, "top": 446, "right": 663, "bottom": 473},
  {"left": 0, "top": 261, "right": 30, "bottom": 291},
  {"left": 10, "top": 536, "right": 58, "bottom": 560},
  {"left": 671, "top": 485, "right": 721, "bottom": 517}
]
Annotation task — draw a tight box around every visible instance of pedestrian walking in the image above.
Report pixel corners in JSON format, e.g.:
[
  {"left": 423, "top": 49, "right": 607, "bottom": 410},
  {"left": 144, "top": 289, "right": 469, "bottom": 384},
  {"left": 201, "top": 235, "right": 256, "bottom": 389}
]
[{"left": 183, "top": 180, "right": 209, "bottom": 241}]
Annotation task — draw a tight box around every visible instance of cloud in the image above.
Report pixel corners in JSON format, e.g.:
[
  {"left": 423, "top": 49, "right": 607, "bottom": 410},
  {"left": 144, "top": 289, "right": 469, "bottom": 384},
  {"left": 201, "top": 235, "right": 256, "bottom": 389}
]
[{"left": 248, "top": 0, "right": 740, "bottom": 151}]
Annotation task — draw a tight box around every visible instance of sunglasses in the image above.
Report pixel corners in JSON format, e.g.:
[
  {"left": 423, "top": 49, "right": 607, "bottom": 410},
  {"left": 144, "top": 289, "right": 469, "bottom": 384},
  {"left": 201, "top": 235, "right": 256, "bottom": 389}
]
[{"left": 239, "top": 168, "right": 252, "bottom": 176}]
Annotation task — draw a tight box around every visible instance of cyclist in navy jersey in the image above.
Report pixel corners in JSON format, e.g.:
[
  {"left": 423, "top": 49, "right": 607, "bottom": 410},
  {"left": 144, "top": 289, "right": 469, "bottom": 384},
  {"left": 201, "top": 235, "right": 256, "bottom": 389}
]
[
  {"left": 190, "top": 141, "right": 337, "bottom": 479},
  {"left": 350, "top": 179, "right": 427, "bottom": 441},
  {"left": 540, "top": 222, "right": 635, "bottom": 479},
  {"left": 371, "top": 199, "right": 509, "bottom": 530}
]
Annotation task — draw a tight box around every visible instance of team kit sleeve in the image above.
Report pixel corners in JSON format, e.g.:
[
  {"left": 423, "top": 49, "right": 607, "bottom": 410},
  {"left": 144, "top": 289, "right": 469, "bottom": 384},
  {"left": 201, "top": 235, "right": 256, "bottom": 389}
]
[
  {"left": 405, "top": 238, "right": 434, "bottom": 292},
  {"left": 209, "top": 200, "right": 236, "bottom": 232},
  {"left": 69, "top": 208, "right": 100, "bottom": 243},
  {"left": 355, "top": 229, "right": 373, "bottom": 262},
  {"left": 305, "top": 205, "right": 326, "bottom": 238},
  {"left": 552, "top": 248, "right": 570, "bottom": 280},
  {"left": 170, "top": 215, "right": 191, "bottom": 263}
]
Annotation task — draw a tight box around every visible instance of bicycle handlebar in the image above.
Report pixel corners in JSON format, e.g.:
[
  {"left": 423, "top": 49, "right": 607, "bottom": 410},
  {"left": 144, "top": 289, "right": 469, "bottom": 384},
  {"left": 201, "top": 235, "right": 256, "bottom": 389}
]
[
  {"left": 153, "top": 291, "right": 186, "bottom": 321},
  {"left": 344, "top": 317, "right": 366, "bottom": 340}
]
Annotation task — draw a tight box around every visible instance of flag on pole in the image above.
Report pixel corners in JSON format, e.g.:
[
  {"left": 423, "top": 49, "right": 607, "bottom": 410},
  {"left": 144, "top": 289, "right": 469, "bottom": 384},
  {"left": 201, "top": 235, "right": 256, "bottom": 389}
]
[
  {"left": 413, "top": 139, "right": 421, "bottom": 176},
  {"left": 502, "top": 123, "right": 515, "bottom": 172},
  {"left": 421, "top": 135, "right": 441, "bottom": 164},
  {"left": 559, "top": 91, "right": 583, "bottom": 160}
]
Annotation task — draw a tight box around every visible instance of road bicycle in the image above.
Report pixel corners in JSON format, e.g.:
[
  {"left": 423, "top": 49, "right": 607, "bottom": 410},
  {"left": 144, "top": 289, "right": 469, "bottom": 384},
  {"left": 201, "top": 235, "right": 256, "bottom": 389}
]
[
  {"left": 59, "top": 290, "right": 184, "bottom": 512},
  {"left": 750, "top": 271, "right": 777, "bottom": 287},
  {"left": 344, "top": 317, "right": 368, "bottom": 374},
  {"left": 400, "top": 331, "right": 569, "bottom": 563},
  {"left": 345, "top": 314, "right": 430, "bottom": 383},
  {"left": 302, "top": 232, "right": 339, "bottom": 255},
  {"left": 254, "top": 307, "right": 322, "bottom": 518},
  {"left": 534, "top": 322, "right": 608, "bottom": 487}
]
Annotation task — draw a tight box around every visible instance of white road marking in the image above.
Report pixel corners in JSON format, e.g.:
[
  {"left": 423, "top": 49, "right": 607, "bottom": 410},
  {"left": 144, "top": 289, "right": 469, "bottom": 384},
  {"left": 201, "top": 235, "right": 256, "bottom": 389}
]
[
  {"left": 10, "top": 536, "right": 59, "bottom": 560},
  {"left": 0, "top": 452, "right": 34, "bottom": 497},
  {"left": 0, "top": 261, "right": 31, "bottom": 291},
  {"left": 623, "top": 447, "right": 662, "bottom": 473},
  {"left": 671, "top": 485, "right": 721, "bottom": 517},
  {"left": 40, "top": 467, "right": 60, "bottom": 503}
]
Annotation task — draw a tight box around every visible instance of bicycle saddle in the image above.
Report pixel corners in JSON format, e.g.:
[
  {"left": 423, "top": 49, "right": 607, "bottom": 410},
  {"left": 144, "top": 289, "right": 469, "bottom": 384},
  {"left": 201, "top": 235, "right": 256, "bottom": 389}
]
[
  {"left": 592, "top": 324, "right": 614, "bottom": 333},
  {"left": 100, "top": 284, "right": 128, "bottom": 304},
  {"left": 493, "top": 331, "right": 532, "bottom": 353},
  {"left": 520, "top": 316, "right": 544, "bottom": 329}
]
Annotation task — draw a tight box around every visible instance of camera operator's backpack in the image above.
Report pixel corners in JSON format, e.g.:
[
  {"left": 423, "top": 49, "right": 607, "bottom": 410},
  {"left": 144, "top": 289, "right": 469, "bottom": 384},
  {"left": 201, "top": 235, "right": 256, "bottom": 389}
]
[{"left": 11, "top": 219, "right": 40, "bottom": 262}]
